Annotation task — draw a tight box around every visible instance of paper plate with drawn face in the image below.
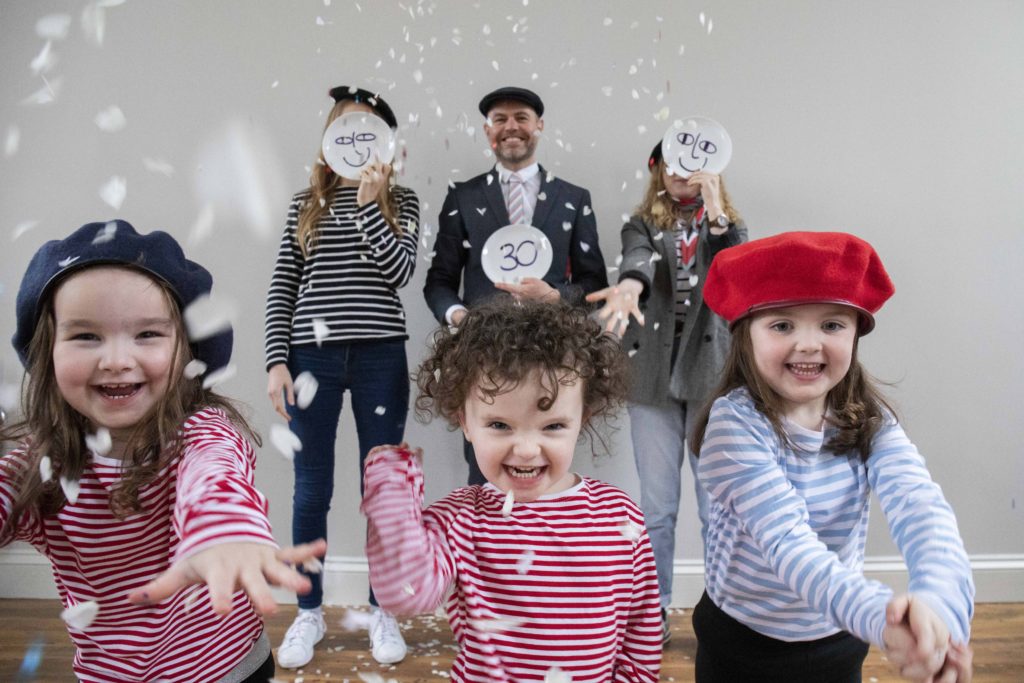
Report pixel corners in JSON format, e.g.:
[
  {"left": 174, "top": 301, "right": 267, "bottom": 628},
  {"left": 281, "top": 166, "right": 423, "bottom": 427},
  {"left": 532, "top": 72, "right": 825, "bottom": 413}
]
[
  {"left": 322, "top": 111, "right": 396, "bottom": 180},
  {"left": 661, "top": 116, "right": 732, "bottom": 178},
  {"left": 481, "top": 223, "right": 553, "bottom": 284}
]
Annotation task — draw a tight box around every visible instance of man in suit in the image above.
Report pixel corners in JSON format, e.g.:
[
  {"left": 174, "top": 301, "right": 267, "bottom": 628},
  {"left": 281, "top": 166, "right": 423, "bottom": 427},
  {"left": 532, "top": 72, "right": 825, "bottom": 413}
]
[{"left": 424, "top": 86, "right": 608, "bottom": 483}]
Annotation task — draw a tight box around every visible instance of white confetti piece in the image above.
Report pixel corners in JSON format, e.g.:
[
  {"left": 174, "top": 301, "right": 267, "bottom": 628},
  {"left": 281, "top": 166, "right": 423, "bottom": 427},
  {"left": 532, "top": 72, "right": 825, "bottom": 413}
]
[
  {"left": 476, "top": 207, "right": 486, "bottom": 215},
  {"left": 469, "top": 617, "right": 522, "bottom": 633},
  {"left": 582, "top": 205, "right": 592, "bottom": 216},
  {"left": 36, "top": 13, "right": 72, "bottom": 40},
  {"left": 707, "top": 19, "right": 714, "bottom": 34},
  {"left": 564, "top": 202, "right": 575, "bottom": 210},
  {"left": 562, "top": 221, "right": 572, "bottom": 232},
  {"left": 515, "top": 549, "right": 535, "bottom": 575},
  {"left": 201, "top": 363, "right": 236, "bottom": 389},
  {"left": 580, "top": 242, "right": 590, "bottom": 253},
  {"left": 183, "top": 294, "right": 234, "bottom": 341},
  {"left": 653, "top": 322, "right": 661, "bottom": 331},
  {"left": 412, "top": 69, "right": 423, "bottom": 84},
  {"left": 491, "top": 60, "right": 500, "bottom": 71},
  {"left": 182, "top": 586, "right": 202, "bottom": 613},
  {"left": 689, "top": 274, "right": 699, "bottom": 286},
  {"left": 462, "top": 240, "right": 472, "bottom": 249},
  {"left": 537, "top": 191, "right": 547, "bottom": 201},
  {"left": 30, "top": 41, "right": 57, "bottom": 75},
  {"left": 188, "top": 202, "right": 215, "bottom": 245},
  {"left": 270, "top": 424, "right": 302, "bottom": 460},
  {"left": 39, "top": 456, "right": 53, "bottom": 483},
  {"left": 4, "top": 125, "right": 19, "bottom": 157},
  {"left": 302, "top": 557, "right": 324, "bottom": 574},
  {"left": 94, "top": 105, "right": 126, "bottom": 132},
  {"left": 85, "top": 428, "right": 111, "bottom": 456},
  {"left": 341, "top": 609, "right": 374, "bottom": 631},
  {"left": 402, "top": 582, "right": 416, "bottom": 595},
  {"left": 545, "top": 667, "right": 573, "bottom": 683},
  {"left": 374, "top": 405, "right": 387, "bottom": 416},
  {"left": 184, "top": 359, "right": 207, "bottom": 379},
  {"left": 81, "top": 2, "right": 107, "bottom": 45},
  {"left": 619, "top": 519, "right": 642, "bottom": 541},
  {"left": 486, "top": 174, "right": 493, "bottom": 185},
  {"left": 142, "top": 157, "right": 175, "bottom": 176},
  {"left": 59, "top": 475, "right": 81, "bottom": 504},
  {"left": 99, "top": 176, "right": 126, "bottom": 210},
  {"left": 294, "top": 371, "right": 319, "bottom": 409},
  {"left": 21, "top": 78, "right": 62, "bottom": 106},
  {"left": 12, "top": 220, "right": 40, "bottom": 241},
  {"left": 61, "top": 601, "right": 99, "bottom": 630},
  {"left": 90, "top": 221, "right": 117, "bottom": 245},
  {"left": 271, "top": 80, "right": 279, "bottom": 88},
  {"left": 699, "top": 12, "right": 706, "bottom": 25},
  {"left": 501, "top": 490, "right": 514, "bottom": 517},
  {"left": 601, "top": 86, "right": 613, "bottom": 97},
  {"left": 602, "top": 17, "right": 612, "bottom": 26}
]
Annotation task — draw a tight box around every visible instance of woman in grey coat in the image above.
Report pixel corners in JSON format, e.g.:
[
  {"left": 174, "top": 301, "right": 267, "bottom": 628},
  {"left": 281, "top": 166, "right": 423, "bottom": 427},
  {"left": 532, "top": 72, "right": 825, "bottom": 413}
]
[{"left": 587, "top": 143, "right": 747, "bottom": 644}]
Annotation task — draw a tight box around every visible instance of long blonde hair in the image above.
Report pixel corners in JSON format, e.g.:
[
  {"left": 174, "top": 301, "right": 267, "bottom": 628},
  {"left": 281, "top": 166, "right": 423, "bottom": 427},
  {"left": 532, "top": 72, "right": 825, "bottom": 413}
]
[
  {"left": 297, "top": 101, "right": 403, "bottom": 256},
  {"left": 0, "top": 267, "right": 259, "bottom": 530},
  {"left": 637, "top": 159, "right": 741, "bottom": 232}
]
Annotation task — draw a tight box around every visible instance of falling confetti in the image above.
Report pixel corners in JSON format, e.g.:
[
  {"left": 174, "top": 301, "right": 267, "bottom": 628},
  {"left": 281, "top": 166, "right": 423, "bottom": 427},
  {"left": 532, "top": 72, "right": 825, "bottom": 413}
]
[
  {"left": 59, "top": 475, "right": 81, "bottom": 504},
  {"left": 202, "top": 364, "right": 236, "bottom": 389},
  {"left": 462, "top": 240, "right": 472, "bottom": 248},
  {"left": 39, "top": 455, "right": 53, "bottom": 483},
  {"left": 515, "top": 549, "right": 535, "bottom": 575},
  {"left": 91, "top": 220, "right": 117, "bottom": 244},
  {"left": 537, "top": 191, "right": 546, "bottom": 201},
  {"left": 95, "top": 105, "right": 126, "bottom": 132},
  {"left": 4, "top": 125, "right": 20, "bottom": 157},
  {"left": 476, "top": 207, "right": 487, "bottom": 215},
  {"left": 294, "top": 371, "right": 319, "bottom": 409},
  {"left": 562, "top": 221, "right": 572, "bottom": 232},
  {"left": 36, "top": 13, "right": 72, "bottom": 40},
  {"left": 579, "top": 242, "right": 590, "bottom": 253},
  {"left": 564, "top": 202, "right": 575, "bottom": 210},
  {"left": 184, "top": 359, "right": 207, "bottom": 379},
  {"left": 142, "top": 157, "right": 175, "bottom": 176},
  {"left": 182, "top": 586, "right": 202, "bottom": 613},
  {"left": 582, "top": 205, "right": 592, "bottom": 216},
  {"left": 183, "top": 294, "right": 234, "bottom": 341},
  {"left": 30, "top": 41, "right": 57, "bottom": 75},
  {"left": 341, "top": 609, "right": 374, "bottom": 631},
  {"left": 85, "top": 428, "right": 112, "bottom": 456},
  {"left": 401, "top": 582, "right": 416, "bottom": 595},
  {"left": 707, "top": 19, "right": 714, "bottom": 34},
  {"left": 188, "top": 203, "right": 215, "bottom": 245},
  {"left": 61, "top": 600, "right": 100, "bottom": 630},
  {"left": 21, "top": 78, "right": 62, "bottom": 105},
  {"left": 689, "top": 274, "right": 699, "bottom": 286},
  {"left": 374, "top": 405, "right": 387, "bottom": 416},
  {"left": 545, "top": 667, "right": 573, "bottom": 683},
  {"left": 302, "top": 557, "right": 324, "bottom": 574},
  {"left": 12, "top": 220, "right": 40, "bottom": 241},
  {"left": 619, "top": 519, "right": 642, "bottom": 542},
  {"left": 501, "top": 490, "right": 514, "bottom": 517},
  {"left": 99, "top": 175, "right": 126, "bottom": 210},
  {"left": 18, "top": 637, "right": 45, "bottom": 676},
  {"left": 270, "top": 424, "right": 302, "bottom": 460},
  {"left": 469, "top": 617, "right": 522, "bottom": 633}
]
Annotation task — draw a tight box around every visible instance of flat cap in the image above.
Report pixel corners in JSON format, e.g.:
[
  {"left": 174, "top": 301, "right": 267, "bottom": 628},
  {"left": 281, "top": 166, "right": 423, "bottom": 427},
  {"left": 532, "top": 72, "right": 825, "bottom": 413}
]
[{"left": 478, "top": 86, "right": 544, "bottom": 118}]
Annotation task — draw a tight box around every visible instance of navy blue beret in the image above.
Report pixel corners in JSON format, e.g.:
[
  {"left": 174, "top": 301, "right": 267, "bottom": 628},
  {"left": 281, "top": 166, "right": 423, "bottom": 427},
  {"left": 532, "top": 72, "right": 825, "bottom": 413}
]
[
  {"left": 12, "top": 219, "right": 232, "bottom": 373},
  {"left": 328, "top": 85, "right": 398, "bottom": 129},
  {"left": 478, "top": 86, "right": 544, "bottom": 118},
  {"left": 648, "top": 141, "right": 663, "bottom": 170}
]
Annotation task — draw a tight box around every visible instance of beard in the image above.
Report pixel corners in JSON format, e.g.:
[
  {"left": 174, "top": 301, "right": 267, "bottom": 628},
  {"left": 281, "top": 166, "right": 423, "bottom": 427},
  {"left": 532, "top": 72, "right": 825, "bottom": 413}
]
[{"left": 494, "top": 133, "right": 538, "bottom": 165}]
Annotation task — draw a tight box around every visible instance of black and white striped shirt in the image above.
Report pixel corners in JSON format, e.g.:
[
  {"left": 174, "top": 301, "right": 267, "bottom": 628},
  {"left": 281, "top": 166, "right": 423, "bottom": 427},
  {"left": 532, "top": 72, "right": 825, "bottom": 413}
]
[{"left": 264, "top": 186, "right": 420, "bottom": 369}]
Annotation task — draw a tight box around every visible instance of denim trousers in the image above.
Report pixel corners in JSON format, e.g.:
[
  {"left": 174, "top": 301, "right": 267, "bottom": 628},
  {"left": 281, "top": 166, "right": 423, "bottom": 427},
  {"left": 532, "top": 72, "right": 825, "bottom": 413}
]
[
  {"left": 286, "top": 340, "right": 409, "bottom": 609},
  {"left": 627, "top": 399, "right": 708, "bottom": 608}
]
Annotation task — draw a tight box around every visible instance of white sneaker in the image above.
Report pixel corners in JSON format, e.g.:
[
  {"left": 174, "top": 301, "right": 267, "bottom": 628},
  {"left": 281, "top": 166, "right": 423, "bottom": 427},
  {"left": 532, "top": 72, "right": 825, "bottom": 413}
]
[
  {"left": 369, "top": 609, "right": 407, "bottom": 664},
  {"left": 276, "top": 608, "right": 326, "bottom": 669}
]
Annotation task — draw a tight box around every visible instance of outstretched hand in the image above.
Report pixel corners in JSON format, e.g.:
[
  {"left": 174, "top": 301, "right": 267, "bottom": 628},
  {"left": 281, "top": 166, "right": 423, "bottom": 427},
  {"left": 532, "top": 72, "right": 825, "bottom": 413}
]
[
  {"left": 586, "top": 278, "right": 644, "bottom": 338},
  {"left": 127, "top": 539, "right": 327, "bottom": 617},
  {"left": 494, "top": 277, "right": 559, "bottom": 303},
  {"left": 883, "top": 593, "right": 952, "bottom": 682}
]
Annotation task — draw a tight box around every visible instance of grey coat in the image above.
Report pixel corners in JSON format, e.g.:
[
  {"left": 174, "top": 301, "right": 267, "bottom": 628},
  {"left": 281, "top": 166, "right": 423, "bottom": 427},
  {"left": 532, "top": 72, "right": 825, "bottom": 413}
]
[{"left": 618, "top": 214, "right": 748, "bottom": 407}]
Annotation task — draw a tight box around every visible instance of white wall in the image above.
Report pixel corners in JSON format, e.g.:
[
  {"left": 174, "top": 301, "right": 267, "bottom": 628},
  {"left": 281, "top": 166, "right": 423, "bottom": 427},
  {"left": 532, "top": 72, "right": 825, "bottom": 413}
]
[{"left": 1, "top": 0, "right": 1022, "bottom": 604}]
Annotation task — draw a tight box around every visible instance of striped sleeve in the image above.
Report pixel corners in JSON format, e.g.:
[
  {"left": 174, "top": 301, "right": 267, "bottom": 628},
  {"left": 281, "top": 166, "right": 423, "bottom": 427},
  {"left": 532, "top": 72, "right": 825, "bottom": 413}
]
[
  {"left": 361, "top": 446, "right": 457, "bottom": 615},
  {"left": 867, "top": 422, "right": 975, "bottom": 643},
  {"left": 0, "top": 448, "right": 45, "bottom": 548},
  {"left": 358, "top": 187, "right": 420, "bottom": 289},
  {"left": 613, "top": 528, "right": 662, "bottom": 682},
  {"left": 699, "top": 397, "right": 892, "bottom": 646},
  {"left": 172, "top": 410, "right": 277, "bottom": 560},
  {"left": 264, "top": 193, "right": 306, "bottom": 369}
]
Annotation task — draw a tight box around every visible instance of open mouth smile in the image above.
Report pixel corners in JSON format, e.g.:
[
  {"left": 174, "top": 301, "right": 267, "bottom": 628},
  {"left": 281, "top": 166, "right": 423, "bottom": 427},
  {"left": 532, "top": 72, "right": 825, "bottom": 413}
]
[
  {"left": 786, "top": 363, "right": 825, "bottom": 377},
  {"left": 505, "top": 464, "right": 546, "bottom": 479},
  {"left": 95, "top": 383, "right": 142, "bottom": 399}
]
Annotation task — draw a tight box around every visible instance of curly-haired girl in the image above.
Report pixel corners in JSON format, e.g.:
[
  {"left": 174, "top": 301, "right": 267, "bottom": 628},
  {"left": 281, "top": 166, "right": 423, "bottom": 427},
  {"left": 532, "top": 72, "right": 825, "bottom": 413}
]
[{"left": 360, "top": 298, "right": 662, "bottom": 683}]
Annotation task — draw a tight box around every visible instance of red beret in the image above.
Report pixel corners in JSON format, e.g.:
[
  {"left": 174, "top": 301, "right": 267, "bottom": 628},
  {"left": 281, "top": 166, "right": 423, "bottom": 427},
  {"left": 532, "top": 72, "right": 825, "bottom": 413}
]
[{"left": 703, "top": 231, "right": 894, "bottom": 334}]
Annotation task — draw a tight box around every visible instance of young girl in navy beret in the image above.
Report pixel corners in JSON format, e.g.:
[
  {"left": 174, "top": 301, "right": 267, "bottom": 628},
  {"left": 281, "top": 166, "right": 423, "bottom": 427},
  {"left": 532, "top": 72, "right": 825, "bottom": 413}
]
[
  {"left": 1, "top": 220, "right": 324, "bottom": 683},
  {"left": 690, "top": 231, "right": 974, "bottom": 682}
]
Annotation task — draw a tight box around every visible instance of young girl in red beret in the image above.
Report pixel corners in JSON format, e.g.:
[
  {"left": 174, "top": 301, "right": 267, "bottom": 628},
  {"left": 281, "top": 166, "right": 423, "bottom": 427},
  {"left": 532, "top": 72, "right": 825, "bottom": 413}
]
[
  {"left": 691, "top": 232, "right": 974, "bottom": 682},
  {"left": 1, "top": 220, "right": 325, "bottom": 682}
]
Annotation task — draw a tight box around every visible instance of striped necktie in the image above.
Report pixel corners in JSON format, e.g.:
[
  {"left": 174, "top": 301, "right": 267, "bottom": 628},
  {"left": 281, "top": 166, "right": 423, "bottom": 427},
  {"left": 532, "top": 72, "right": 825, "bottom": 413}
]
[{"left": 507, "top": 172, "right": 526, "bottom": 225}]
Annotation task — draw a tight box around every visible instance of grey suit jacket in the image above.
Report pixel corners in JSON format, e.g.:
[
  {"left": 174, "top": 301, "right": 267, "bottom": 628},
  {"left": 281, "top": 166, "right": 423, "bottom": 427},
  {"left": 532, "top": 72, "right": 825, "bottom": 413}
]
[
  {"left": 423, "top": 165, "right": 608, "bottom": 323},
  {"left": 618, "top": 214, "right": 748, "bottom": 407}
]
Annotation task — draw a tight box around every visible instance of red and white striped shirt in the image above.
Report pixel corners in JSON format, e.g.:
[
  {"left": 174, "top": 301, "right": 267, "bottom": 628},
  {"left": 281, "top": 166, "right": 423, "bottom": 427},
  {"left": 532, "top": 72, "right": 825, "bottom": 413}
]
[
  {"left": 362, "top": 447, "right": 662, "bottom": 683},
  {"left": 0, "top": 408, "right": 278, "bottom": 682}
]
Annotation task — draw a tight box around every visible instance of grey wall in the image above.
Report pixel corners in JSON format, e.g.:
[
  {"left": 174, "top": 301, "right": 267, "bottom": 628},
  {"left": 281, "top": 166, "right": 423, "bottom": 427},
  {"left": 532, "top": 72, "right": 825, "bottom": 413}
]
[{"left": 2, "top": 1, "right": 1022, "bottom": 574}]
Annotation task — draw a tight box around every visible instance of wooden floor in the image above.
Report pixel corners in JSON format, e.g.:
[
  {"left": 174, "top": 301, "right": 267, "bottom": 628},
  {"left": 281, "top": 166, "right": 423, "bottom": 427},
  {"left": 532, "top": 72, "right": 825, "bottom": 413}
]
[{"left": 1, "top": 600, "right": 1021, "bottom": 681}]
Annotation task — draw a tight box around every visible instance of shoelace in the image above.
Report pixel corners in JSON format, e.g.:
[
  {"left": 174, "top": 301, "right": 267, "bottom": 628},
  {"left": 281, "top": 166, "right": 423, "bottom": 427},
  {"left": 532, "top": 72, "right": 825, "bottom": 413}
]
[
  {"left": 283, "top": 612, "right": 321, "bottom": 648},
  {"left": 372, "top": 613, "right": 403, "bottom": 645}
]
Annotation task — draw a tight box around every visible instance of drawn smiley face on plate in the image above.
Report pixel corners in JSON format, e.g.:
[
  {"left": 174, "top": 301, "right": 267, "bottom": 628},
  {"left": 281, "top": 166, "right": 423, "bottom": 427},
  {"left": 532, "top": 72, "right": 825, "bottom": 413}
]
[
  {"left": 322, "top": 111, "right": 396, "bottom": 180},
  {"left": 661, "top": 117, "right": 732, "bottom": 178}
]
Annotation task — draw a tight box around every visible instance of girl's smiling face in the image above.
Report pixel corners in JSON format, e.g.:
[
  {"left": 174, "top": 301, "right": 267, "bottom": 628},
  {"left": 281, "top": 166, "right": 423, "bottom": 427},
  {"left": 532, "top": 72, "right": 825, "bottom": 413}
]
[
  {"left": 459, "top": 369, "right": 583, "bottom": 501},
  {"left": 749, "top": 303, "right": 859, "bottom": 427},
  {"left": 51, "top": 267, "right": 178, "bottom": 457}
]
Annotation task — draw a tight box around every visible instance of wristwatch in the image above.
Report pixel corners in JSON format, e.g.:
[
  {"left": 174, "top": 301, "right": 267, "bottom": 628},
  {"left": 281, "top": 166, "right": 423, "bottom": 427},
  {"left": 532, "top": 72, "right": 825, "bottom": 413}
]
[{"left": 710, "top": 214, "right": 729, "bottom": 229}]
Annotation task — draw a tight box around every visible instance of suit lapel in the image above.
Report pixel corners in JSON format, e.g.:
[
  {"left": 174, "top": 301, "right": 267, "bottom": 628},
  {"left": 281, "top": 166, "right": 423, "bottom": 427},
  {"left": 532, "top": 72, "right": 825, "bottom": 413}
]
[
  {"left": 481, "top": 168, "right": 510, "bottom": 227},
  {"left": 532, "top": 164, "right": 556, "bottom": 228}
]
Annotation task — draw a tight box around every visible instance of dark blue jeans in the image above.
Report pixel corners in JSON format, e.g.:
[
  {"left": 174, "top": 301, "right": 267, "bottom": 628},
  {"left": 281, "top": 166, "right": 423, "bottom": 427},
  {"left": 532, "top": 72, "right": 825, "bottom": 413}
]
[{"left": 286, "top": 340, "right": 409, "bottom": 608}]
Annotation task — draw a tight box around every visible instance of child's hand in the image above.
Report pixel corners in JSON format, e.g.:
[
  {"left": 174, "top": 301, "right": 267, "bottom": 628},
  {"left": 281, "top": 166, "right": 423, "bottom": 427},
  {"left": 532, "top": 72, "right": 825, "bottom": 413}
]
[
  {"left": 495, "top": 277, "right": 560, "bottom": 303},
  {"left": 933, "top": 640, "right": 973, "bottom": 683},
  {"left": 586, "top": 278, "right": 645, "bottom": 337},
  {"left": 267, "top": 363, "right": 295, "bottom": 421},
  {"left": 357, "top": 161, "right": 391, "bottom": 207},
  {"left": 127, "top": 539, "right": 327, "bottom": 617},
  {"left": 884, "top": 593, "right": 950, "bottom": 681}
]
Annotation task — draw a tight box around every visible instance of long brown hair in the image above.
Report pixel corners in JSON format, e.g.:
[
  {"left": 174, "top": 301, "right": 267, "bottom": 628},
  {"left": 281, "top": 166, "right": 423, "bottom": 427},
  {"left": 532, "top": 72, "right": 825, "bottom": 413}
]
[
  {"left": 637, "top": 159, "right": 741, "bottom": 233},
  {"left": 297, "top": 101, "right": 403, "bottom": 256},
  {"left": 0, "top": 267, "right": 259, "bottom": 532},
  {"left": 690, "top": 317, "right": 893, "bottom": 462}
]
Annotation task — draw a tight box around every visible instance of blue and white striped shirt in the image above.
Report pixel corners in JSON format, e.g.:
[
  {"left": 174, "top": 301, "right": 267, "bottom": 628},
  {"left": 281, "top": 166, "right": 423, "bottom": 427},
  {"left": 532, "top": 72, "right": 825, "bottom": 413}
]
[{"left": 698, "top": 388, "right": 974, "bottom": 647}]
